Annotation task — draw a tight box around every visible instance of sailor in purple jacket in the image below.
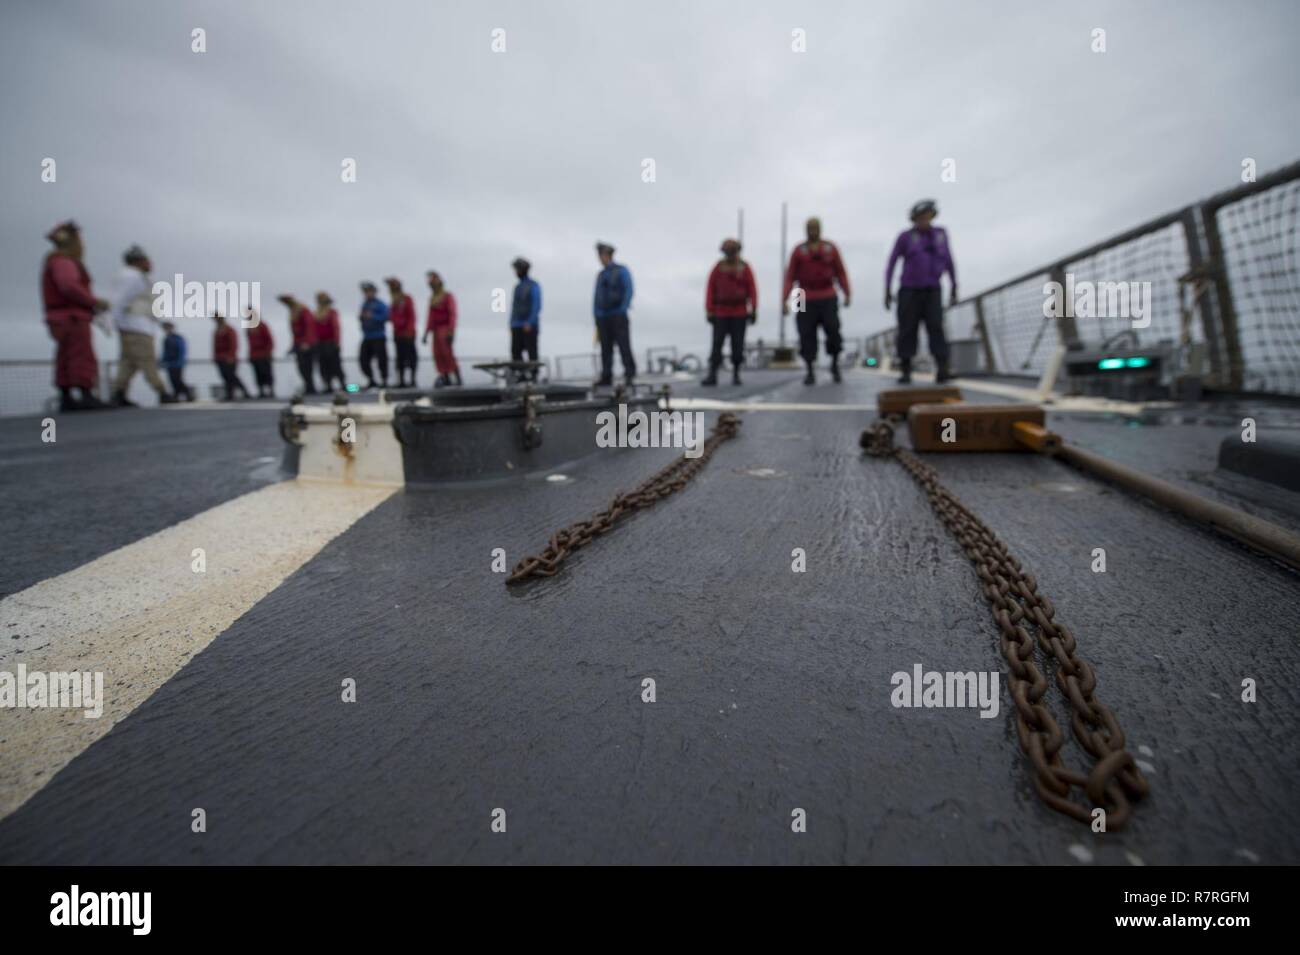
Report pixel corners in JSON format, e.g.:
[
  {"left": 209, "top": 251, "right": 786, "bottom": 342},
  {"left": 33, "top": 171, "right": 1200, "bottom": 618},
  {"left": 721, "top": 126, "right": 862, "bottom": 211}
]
[{"left": 884, "top": 200, "right": 958, "bottom": 383}]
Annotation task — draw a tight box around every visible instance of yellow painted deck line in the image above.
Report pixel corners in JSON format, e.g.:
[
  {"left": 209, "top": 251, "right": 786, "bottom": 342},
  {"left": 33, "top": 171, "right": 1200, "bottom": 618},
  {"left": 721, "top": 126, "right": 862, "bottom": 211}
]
[{"left": 0, "top": 479, "right": 395, "bottom": 821}]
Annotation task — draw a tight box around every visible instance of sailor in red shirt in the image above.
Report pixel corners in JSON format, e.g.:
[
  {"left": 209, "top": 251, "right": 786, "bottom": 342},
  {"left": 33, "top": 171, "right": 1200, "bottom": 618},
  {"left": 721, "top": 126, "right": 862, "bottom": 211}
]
[
  {"left": 244, "top": 307, "right": 275, "bottom": 398},
  {"left": 421, "top": 270, "right": 461, "bottom": 387},
  {"left": 212, "top": 313, "right": 250, "bottom": 401},
  {"left": 386, "top": 277, "right": 419, "bottom": 388},
  {"left": 313, "top": 291, "right": 346, "bottom": 392},
  {"left": 782, "top": 216, "right": 851, "bottom": 384},
  {"left": 703, "top": 238, "right": 758, "bottom": 386},
  {"left": 41, "top": 220, "right": 111, "bottom": 411},
  {"left": 279, "top": 294, "right": 318, "bottom": 395}
]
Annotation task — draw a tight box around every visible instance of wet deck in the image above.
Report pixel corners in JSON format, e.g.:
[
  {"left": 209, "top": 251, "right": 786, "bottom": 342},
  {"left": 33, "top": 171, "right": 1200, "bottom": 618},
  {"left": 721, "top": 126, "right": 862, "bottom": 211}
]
[{"left": 1, "top": 370, "right": 1297, "bottom": 863}]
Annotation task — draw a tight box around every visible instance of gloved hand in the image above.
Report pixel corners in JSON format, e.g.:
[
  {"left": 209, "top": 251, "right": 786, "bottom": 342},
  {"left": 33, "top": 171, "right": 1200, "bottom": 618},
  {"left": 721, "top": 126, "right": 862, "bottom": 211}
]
[
  {"left": 884, "top": 291, "right": 893, "bottom": 310},
  {"left": 747, "top": 313, "right": 756, "bottom": 325}
]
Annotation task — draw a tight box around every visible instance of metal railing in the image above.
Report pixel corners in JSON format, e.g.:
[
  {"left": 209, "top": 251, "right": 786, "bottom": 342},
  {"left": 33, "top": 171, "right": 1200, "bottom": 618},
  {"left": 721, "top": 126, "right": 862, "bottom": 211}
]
[{"left": 864, "top": 160, "right": 1300, "bottom": 394}]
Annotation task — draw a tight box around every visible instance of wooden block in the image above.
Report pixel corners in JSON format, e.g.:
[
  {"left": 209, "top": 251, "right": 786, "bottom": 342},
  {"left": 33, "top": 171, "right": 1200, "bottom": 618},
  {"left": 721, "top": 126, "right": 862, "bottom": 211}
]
[
  {"left": 877, "top": 387, "right": 963, "bottom": 417},
  {"left": 907, "top": 403, "right": 1045, "bottom": 452}
]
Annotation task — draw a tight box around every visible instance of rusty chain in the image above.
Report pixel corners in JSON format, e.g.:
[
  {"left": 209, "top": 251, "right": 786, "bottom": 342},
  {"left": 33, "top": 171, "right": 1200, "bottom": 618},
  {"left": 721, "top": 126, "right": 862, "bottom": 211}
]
[
  {"left": 861, "top": 418, "right": 1149, "bottom": 828},
  {"left": 507, "top": 412, "right": 741, "bottom": 584}
]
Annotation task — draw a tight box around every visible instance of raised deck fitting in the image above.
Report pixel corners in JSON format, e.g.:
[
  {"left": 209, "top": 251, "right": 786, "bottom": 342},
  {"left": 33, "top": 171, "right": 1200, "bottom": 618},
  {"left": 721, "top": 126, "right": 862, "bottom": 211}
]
[
  {"left": 1217, "top": 432, "right": 1300, "bottom": 494},
  {"left": 280, "top": 362, "right": 664, "bottom": 487},
  {"left": 279, "top": 392, "right": 410, "bottom": 486},
  {"left": 393, "top": 382, "right": 661, "bottom": 486}
]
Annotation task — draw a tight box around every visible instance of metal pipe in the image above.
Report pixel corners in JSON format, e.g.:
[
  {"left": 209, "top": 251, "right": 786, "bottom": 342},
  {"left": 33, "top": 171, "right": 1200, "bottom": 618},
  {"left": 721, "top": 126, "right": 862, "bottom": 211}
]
[{"left": 1053, "top": 441, "right": 1300, "bottom": 572}]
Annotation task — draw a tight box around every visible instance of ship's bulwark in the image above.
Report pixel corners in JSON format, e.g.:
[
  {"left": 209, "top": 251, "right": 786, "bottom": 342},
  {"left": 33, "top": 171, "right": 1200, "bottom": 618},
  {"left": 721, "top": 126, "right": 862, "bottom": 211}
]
[{"left": 0, "top": 371, "right": 1297, "bottom": 863}]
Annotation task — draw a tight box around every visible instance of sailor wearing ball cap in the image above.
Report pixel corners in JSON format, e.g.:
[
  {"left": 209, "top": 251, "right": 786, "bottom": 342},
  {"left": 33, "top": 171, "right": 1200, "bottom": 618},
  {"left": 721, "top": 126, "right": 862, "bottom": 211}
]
[
  {"left": 510, "top": 257, "right": 541, "bottom": 381},
  {"left": 703, "top": 238, "right": 757, "bottom": 386},
  {"left": 884, "top": 199, "right": 958, "bottom": 384}
]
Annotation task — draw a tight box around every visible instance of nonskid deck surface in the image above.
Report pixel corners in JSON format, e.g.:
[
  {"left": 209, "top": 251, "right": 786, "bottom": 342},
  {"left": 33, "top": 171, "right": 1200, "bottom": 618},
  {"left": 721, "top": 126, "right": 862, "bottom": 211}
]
[{"left": 0, "top": 370, "right": 1296, "bottom": 863}]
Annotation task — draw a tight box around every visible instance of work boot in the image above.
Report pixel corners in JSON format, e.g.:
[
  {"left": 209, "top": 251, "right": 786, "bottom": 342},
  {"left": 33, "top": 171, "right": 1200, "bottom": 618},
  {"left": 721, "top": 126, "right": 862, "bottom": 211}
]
[
  {"left": 803, "top": 363, "right": 816, "bottom": 385},
  {"left": 160, "top": 392, "right": 178, "bottom": 404},
  {"left": 58, "top": 389, "right": 82, "bottom": 412},
  {"left": 594, "top": 376, "right": 613, "bottom": 388},
  {"left": 897, "top": 361, "right": 912, "bottom": 385},
  {"left": 935, "top": 362, "right": 953, "bottom": 384},
  {"left": 830, "top": 358, "right": 842, "bottom": 383},
  {"left": 434, "top": 374, "right": 447, "bottom": 389},
  {"left": 732, "top": 366, "right": 742, "bottom": 386},
  {"left": 112, "top": 390, "right": 138, "bottom": 408},
  {"left": 453, "top": 370, "right": 462, "bottom": 386},
  {"left": 701, "top": 363, "right": 719, "bottom": 387}
]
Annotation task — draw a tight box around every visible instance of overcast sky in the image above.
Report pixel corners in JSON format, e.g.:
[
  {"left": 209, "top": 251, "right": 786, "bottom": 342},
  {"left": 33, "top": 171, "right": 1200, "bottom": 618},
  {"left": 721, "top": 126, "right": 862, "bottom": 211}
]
[{"left": 2, "top": 0, "right": 1298, "bottom": 363}]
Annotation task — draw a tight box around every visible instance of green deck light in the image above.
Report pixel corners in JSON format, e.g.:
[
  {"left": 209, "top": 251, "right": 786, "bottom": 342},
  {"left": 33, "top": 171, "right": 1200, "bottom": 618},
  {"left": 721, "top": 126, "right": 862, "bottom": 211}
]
[
  {"left": 1125, "top": 356, "right": 1151, "bottom": 369},
  {"left": 866, "top": 357, "right": 878, "bottom": 367},
  {"left": 345, "top": 383, "right": 360, "bottom": 393},
  {"left": 1098, "top": 357, "right": 1125, "bottom": 370}
]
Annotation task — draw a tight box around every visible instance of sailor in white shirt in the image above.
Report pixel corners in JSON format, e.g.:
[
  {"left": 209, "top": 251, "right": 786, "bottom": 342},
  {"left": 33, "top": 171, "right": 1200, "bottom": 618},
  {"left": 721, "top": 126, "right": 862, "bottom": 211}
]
[{"left": 110, "top": 245, "right": 173, "bottom": 405}]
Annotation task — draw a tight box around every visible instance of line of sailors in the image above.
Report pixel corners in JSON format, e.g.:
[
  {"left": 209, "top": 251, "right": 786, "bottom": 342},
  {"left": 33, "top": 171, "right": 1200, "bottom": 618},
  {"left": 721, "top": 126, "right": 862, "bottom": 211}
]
[
  {"left": 266, "top": 272, "right": 461, "bottom": 398},
  {"left": 39, "top": 202, "right": 958, "bottom": 409}
]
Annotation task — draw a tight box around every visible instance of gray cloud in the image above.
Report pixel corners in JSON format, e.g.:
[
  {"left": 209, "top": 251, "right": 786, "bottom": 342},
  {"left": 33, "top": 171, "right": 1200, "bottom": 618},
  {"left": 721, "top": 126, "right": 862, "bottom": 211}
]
[{"left": 2, "top": 0, "right": 1298, "bottom": 363}]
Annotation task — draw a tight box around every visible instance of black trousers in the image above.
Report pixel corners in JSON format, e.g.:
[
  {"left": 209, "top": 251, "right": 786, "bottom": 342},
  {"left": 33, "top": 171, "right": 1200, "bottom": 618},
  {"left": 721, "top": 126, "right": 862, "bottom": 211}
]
[
  {"left": 251, "top": 357, "right": 274, "bottom": 390},
  {"left": 217, "top": 361, "right": 249, "bottom": 399},
  {"left": 394, "top": 337, "right": 418, "bottom": 377},
  {"left": 316, "top": 342, "right": 344, "bottom": 389},
  {"left": 511, "top": 327, "right": 538, "bottom": 379},
  {"left": 294, "top": 345, "right": 316, "bottom": 391},
  {"left": 795, "top": 297, "right": 842, "bottom": 362},
  {"left": 708, "top": 316, "right": 748, "bottom": 368},
  {"left": 166, "top": 367, "right": 191, "bottom": 399},
  {"left": 360, "top": 339, "right": 388, "bottom": 384},
  {"left": 896, "top": 287, "right": 949, "bottom": 363},
  {"left": 596, "top": 313, "right": 635, "bottom": 380}
]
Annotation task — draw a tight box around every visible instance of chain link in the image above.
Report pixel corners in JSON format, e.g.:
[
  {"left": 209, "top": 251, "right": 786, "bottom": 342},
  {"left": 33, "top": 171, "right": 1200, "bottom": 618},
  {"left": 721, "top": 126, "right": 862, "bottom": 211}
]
[
  {"left": 862, "top": 418, "right": 1149, "bottom": 828},
  {"left": 507, "top": 412, "right": 742, "bottom": 584}
]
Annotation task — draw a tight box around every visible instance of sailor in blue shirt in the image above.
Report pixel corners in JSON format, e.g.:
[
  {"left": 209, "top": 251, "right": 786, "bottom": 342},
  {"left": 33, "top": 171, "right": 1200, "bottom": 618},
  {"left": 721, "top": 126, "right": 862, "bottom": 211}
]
[
  {"left": 158, "top": 321, "right": 193, "bottom": 401},
  {"left": 592, "top": 241, "right": 635, "bottom": 386},
  {"left": 510, "top": 257, "right": 541, "bottom": 382},
  {"left": 358, "top": 280, "right": 390, "bottom": 389}
]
